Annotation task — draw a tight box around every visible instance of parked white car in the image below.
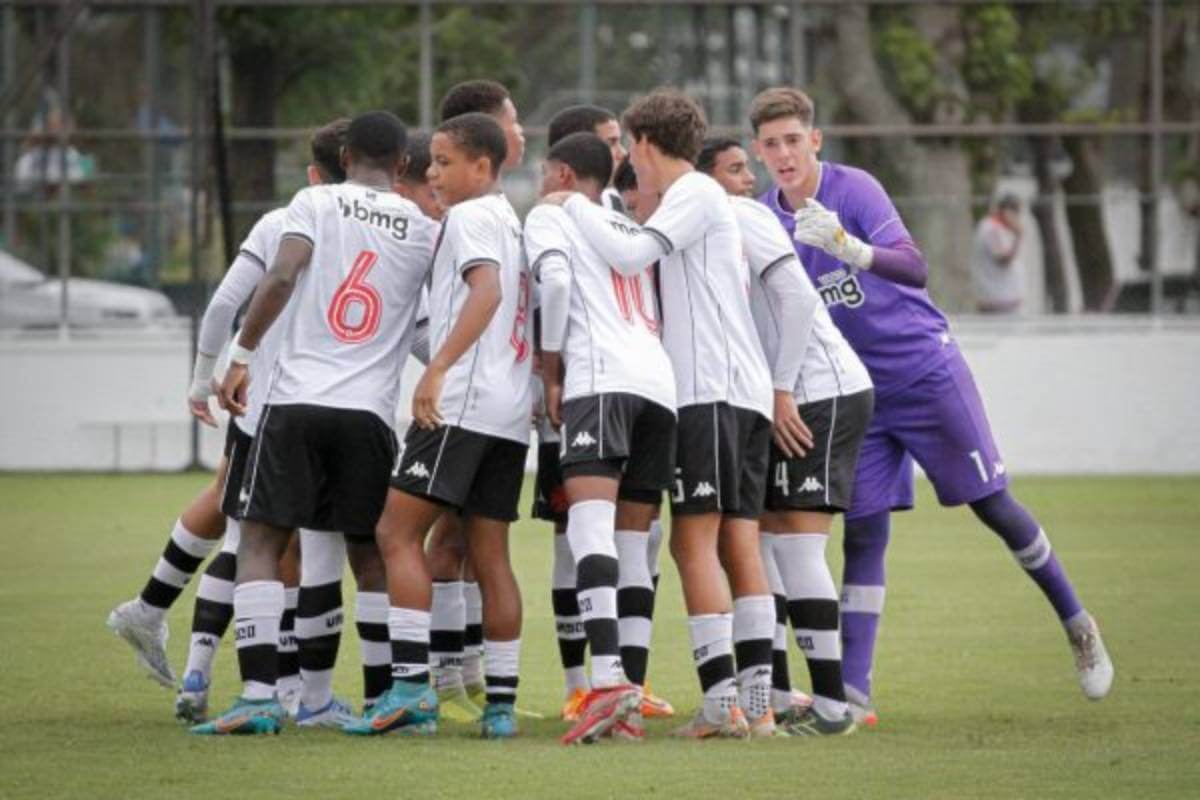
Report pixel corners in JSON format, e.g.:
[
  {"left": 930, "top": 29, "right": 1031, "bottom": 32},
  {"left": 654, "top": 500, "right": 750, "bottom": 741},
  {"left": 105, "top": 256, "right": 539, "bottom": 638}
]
[{"left": 0, "top": 249, "right": 179, "bottom": 328}]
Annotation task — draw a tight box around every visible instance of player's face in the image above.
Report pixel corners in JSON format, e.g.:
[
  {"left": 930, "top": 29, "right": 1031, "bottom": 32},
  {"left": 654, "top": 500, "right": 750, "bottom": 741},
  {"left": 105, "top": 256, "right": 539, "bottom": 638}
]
[
  {"left": 593, "top": 119, "right": 626, "bottom": 182},
  {"left": 397, "top": 179, "right": 445, "bottom": 221},
  {"left": 753, "top": 116, "right": 822, "bottom": 192},
  {"left": 628, "top": 135, "right": 656, "bottom": 192},
  {"left": 427, "top": 132, "right": 491, "bottom": 207},
  {"left": 711, "top": 146, "right": 755, "bottom": 197},
  {"left": 540, "top": 159, "right": 571, "bottom": 196},
  {"left": 494, "top": 98, "right": 526, "bottom": 170}
]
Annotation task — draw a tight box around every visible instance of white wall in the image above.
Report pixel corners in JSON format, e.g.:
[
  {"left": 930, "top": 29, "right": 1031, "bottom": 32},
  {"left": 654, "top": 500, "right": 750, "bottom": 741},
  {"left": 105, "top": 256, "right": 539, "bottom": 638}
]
[{"left": 2, "top": 318, "right": 1198, "bottom": 474}]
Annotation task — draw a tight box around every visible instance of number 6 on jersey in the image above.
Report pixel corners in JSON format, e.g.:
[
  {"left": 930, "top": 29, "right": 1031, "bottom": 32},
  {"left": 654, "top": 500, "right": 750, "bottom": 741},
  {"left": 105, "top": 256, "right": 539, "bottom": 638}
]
[{"left": 327, "top": 250, "right": 382, "bottom": 344}]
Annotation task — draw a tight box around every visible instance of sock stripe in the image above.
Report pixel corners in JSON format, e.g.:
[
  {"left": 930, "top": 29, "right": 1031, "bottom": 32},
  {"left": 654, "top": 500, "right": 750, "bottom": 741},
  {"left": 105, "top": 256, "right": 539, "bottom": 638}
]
[
  {"left": 616, "top": 586, "right": 654, "bottom": 618},
  {"left": 576, "top": 554, "right": 619, "bottom": 591},
  {"left": 697, "top": 654, "right": 736, "bottom": 692},
  {"left": 430, "top": 630, "right": 465, "bottom": 654},
  {"left": 191, "top": 597, "right": 234, "bottom": 636},
  {"left": 551, "top": 588, "right": 582, "bottom": 616},
  {"left": 357, "top": 622, "right": 388, "bottom": 643},
  {"left": 162, "top": 540, "right": 206, "bottom": 575},
  {"left": 297, "top": 582, "right": 342, "bottom": 617},
  {"left": 298, "top": 633, "right": 339, "bottom": 672},
  {"left": 787, "top": 598, "right": 840, "bottom": 631},
  {"left": 140, "top": 577, "right": 181, "bottom": 609},
  {"left": 204, "top": 551, "right": 237, "bottom": 582}
]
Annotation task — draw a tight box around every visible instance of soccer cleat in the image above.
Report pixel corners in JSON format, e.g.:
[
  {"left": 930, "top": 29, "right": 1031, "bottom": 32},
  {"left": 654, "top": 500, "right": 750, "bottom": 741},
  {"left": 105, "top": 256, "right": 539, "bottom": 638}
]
[
  {"left": 189, "top": 697, "right": 283, "bottom": 735},
  {"left": 174, "top": 670, "right": 210, "bottom": 724},
  {"left": 437, "top": 684, "right": 483, "bottom": 722},
  {"left": 480, "top": 702, "right": 518, "bottom": 739},
  {"left": 468, "top": 682, "right": 544, "bottom": 720},
  {"left": 670, "top": 706, "right": 750, "bottom": 740},
  {"left": 107, "top": 600, "right": 175, "bottom": 688},
  {"left": 747, "top": 709, "right": 785, "bottom": 739},
  {"left": 341, "top": 681, "right": 438, "bottom": 736},
  {"left": 1068, "top": 614, "right": 1114, "bottom": 700},
  {"left": 561, "top": 688, "right": 589, "bottom": 721},
  {"left": 847, "top": 701, "right": 879, "bottom": 728},
  {"left": 560, "top": 684, "right": 642, "bottom": 746},
  {"left": 781, "top": 707, "right": 856, "bottom": 737},
  {"left": 790, "top": 689, "right": 814, "bottom": 710},
  {"left": 276, "top": 679, "right": 303, "bottom": 719},
  {"left": 295, "top": 697, "right": 357, "bottom": 729},
  {"left": 640, "top": 685, "right": 675, "bottom": 718},
  {"left": 610, "top": 710, "right": 645, "bottom": 742}
]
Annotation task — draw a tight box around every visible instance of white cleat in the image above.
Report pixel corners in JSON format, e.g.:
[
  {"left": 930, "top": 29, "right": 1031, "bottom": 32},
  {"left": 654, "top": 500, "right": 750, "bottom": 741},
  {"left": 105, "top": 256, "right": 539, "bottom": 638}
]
[
  {"left": 1068, "top": 614, "right": 1114, "bottom": 700},
  {"left": 107, "top": 599, "right": 175, "bottom": 688},
  {"left": 277, "top": 679, "right": 303, "bottom": 718},
  {"left": 295, "top": 697, "right": 358, "bottom": 728}
]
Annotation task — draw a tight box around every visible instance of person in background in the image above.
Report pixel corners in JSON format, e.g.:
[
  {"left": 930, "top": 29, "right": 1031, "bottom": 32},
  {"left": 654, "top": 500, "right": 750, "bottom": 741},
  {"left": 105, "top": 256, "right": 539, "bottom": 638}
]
[{"left": 971, "top": 194, "right": 1024, "bottom": 314}]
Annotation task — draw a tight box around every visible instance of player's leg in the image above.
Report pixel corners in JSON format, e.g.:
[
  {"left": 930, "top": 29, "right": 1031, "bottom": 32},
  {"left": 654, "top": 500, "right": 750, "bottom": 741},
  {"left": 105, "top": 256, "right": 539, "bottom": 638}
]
[
  {"left": 276, "top": 533, "right": 302, "bottom": 715},
  {"left": 899, "top": 352, "right": 1113, "bottom": 700},
  {"left": 108, "top": 458, "right": 227, "bottom": 688},
  {"left": 295, "top": 530, "right": 353, "bottom": 727},
  {"left": 460, "top": 437, "right": 528, "bottom": 740},
  {"left": 426, "top": 513, "right": 477, "bottom": 720},
  {"left": 461, "top": 558, "right": 485, "bottom": 701},
  {"left": 175, "top": 518, "right": 239, "bottom": 723},
  {"left": 758, "top": 533, "right": 808, "bottom": 723},
  {"left": 635, "top": 508, "right": 674, "bottom": 718},
  {"left": 839, "top": 423, "right": 912, "bottom": 723},
  {"left": 347, "top": 536, "right": 391, "bottom": 712}
]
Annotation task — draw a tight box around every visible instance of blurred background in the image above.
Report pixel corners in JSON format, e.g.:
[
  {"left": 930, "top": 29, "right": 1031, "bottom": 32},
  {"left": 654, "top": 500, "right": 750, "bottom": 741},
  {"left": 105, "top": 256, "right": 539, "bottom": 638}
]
[{"left": 1, "top": 0, "right": 1198, "bottom": 473}]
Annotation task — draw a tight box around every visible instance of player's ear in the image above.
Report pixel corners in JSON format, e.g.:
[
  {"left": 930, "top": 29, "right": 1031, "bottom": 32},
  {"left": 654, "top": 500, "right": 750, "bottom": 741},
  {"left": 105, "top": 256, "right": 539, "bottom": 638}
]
[
  {"left": 306, "top": 164, "right": 321, "bottom": 186},
  {"left": 810, "top": 128, "right": 823, "bottom": 154}
]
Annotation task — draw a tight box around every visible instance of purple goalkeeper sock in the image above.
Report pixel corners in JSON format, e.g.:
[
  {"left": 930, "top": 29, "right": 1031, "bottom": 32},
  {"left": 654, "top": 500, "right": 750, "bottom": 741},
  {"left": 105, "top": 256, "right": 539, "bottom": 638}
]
[
  {"left": 969, "top": 490, "right": 1084, "bottom": 622},
  {"left": 840, "top": 511, "right": 890, "bottom": 702}
]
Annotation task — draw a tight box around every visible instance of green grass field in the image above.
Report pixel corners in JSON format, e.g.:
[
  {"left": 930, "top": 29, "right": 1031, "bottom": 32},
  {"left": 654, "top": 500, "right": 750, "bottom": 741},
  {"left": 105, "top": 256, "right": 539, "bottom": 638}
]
[{"left": 2, "top": 473, "right": 1198, "bottom": 799}]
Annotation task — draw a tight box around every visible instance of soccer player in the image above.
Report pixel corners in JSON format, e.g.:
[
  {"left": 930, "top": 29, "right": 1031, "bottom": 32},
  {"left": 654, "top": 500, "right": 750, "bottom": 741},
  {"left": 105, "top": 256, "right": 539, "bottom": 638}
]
[
  {"left": 750, "top": 86, "right": 1114, "bottom": 723},
  {"left": 395, "top": 131, "right": 444, "bottom": 222},
  {"left": 548, "top": 104, "right": 627, "bottom": 209},
  {"left": 527, "top": 132, "right": 677, "bottom": 744},
  {"left": 696, "top": 137, "right": 755, "bottom": 198},
  {"left": 197, "top": 111, "right": 439, "bottom": 735},
  {"left": 550, "top": 89, "right": 777, "bottom": 739},
  {"left": 422, "top": 81, "right": 529, "bottom": 721},
  {"left": 351, "top": 112, "right": 531, "bottom": 740}
]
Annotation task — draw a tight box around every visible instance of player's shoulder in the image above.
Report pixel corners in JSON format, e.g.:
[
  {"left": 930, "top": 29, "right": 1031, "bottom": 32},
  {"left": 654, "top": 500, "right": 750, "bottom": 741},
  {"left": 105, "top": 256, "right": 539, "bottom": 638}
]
[
  {"left": 448, "top": 192, "right": 521, "bottom": 238},
  {"left": 822, "top": 161, "right": 889, "bottom": 196},
  {"left": 729, "top": 194, "right": 774, "bottom": 222},
  {"left": 524, "top": 202, "right": 569, "bottom": 230},
  {"left": 249, "top": 206, "right": 289, "bottom": 238}
]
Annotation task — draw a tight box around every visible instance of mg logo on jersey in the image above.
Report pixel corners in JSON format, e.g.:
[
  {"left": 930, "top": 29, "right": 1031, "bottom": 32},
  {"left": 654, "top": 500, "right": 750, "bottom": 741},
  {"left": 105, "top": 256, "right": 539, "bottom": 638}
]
[
  {"left": 816, "top": 268, "right": 866, "bottom": 309},
  {"left": 405, "top": 461, "right": 431, "bottom": 479},
  {"left": 799, "top": 476, "right": 824, "bottom": 493},
  {"left": 572, "top": 431, "right": 597, "bottom": 449},
  {"left": 692, "top": 481, "right": 716, "bottom": 498}
]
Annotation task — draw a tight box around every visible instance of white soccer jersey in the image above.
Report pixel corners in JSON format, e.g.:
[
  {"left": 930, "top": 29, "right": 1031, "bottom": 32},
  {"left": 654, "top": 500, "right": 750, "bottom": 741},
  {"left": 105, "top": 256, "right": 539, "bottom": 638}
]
[
  {"left": 733, "top": 197, "right": 873, "bottom": 404},
  {"left": 267, "top": 182, "right": 439, "bottom": 426},
  {"left": 428, "top": 192, "right": 532, "bottom": 445},
  {"left": 525, "top": 203, "right": 675, "bottom": 412},
  {"left": 564, "top": 171, "right": 773, "bottom": 420},
  {"left": 232, "top": 208, "right": 290, "bottom": 434}
]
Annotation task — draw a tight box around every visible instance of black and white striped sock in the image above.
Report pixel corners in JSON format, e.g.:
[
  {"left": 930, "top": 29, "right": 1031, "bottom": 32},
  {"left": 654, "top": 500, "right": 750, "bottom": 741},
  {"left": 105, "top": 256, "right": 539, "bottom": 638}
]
[
  {"left": 733, "top": 594, "right": 775, "bottom": 721},
  {"left": 276, "top": 587, "right": 301, "bottom": 697},
  {"left": 775, "top": 533, "right": 848, "bottom": 721},
  {"left": 355, "top": 591, "right": 392, "bottom": 708},
  {"left": 234, "top": 580, "right": 284, "bottom": 702},
  {"left": 183, "top": 519, "right": 238, "bottom": 682},
  {"left": 297, "top": 530, "right": 345, "bottom": 711},
  {"left": 688, "top": 613, "right": 738, "bottom": 723},
  {"left": 462, "top": 582, "right": 484, "bottom": 689},
  {"left": 389, "top": 607, "right": 431, "bottom": 686},
  {"left": 760, "top": 534, "right": 794, "bottom": 713},
  {"left": 615, "top": 529, "right": 654, "bottom": 687},
  {"left": 484, "top": 638, "right": 520, "bottom": 706},
  {"left": 138, "top": 519, "right": 219, "bottom": 616},
  {"left": 567, "top": 499, "right": 624, "bottom": 688},
  {"left": 430, "top": 580, "right": 466, "bottom": 691},
  {"left": 551, "top": 534, "right": 588, "bottom": 694}
]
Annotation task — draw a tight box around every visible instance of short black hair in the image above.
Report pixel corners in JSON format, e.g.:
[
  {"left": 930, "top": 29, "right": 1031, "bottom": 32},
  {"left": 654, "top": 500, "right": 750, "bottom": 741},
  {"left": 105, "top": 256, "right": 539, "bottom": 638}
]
[
  {"left": 547, "top": 104, "right": 617, "bottom": 148},
  {"left": 346, "top": 110, "right": 407, "bottom": 171},
  {"left": 310, "top": 118, "right": 350, "bottom": 183},
  {"left": 436, "top": 112, "right": 507, "bottom": 177},
  {"left": 401, "top": 131, "right": 433, "bottom": 184},
  {"left": 439, "top": 80, "right": 510, "bottom": 122},
  {"left": 695, "top": 136, "right": 742, "bottom": 175},
  {"left": 546, "top": 132, "right": 613, "bottom": 188},
  {"left": 612, "top": 157, "right": 638, "bottom": 193}
]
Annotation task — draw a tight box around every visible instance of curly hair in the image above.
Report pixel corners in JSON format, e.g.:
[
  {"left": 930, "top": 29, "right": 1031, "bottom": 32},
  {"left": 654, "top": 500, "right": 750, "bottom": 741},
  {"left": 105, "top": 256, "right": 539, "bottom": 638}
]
[{"left": 621, "top": 89, "right": 707, "bottom": 162}]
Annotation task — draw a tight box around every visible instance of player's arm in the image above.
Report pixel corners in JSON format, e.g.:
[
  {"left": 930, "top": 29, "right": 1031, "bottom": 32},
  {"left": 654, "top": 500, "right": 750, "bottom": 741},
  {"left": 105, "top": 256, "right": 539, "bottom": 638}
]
[
  {"left": 189, "top": 250, "right": 264, "bottom": 426},
  {"left": 525, "top": 206, "right": 572, "bottom": 428},
  {"left": 760, "top": 259, "right": 818, "bottom": 457},
  {"left": 559, "top": 194, "right": 667, "bottom": 277},
  {"left": 410, "top": 318, "right": 431, "bottom": 366},
  {"left": 411, "top": 262, "right": 501, "bottom": 429},
  {"left": 217, "top": 235, "right": 312, "bottom": 416}
]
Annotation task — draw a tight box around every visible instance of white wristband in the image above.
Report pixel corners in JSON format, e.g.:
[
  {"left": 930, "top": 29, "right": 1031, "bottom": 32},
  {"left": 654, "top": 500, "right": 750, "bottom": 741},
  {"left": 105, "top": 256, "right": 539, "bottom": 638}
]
[{"left": 229, "top": 341, "right": 255, "bottom": 366}]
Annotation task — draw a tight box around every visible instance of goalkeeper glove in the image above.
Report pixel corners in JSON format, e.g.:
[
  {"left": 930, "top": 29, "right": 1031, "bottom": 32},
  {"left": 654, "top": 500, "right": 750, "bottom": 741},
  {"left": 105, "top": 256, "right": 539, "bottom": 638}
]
[{"left": 793, "top": 198, "right": 874, "bottom": 270}]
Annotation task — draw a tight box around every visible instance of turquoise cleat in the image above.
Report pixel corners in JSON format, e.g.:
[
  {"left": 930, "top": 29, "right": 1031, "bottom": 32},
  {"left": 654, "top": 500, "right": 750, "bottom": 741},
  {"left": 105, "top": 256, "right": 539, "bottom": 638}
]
[
  {"left": 189, "top": 697, "right": 284, "bottom": 736},
  {"left": 342, "top": 681, "right": 438, "bottom": 736},
  {"left": 480, "top": 702, "right": 518, "bottom": 739}
]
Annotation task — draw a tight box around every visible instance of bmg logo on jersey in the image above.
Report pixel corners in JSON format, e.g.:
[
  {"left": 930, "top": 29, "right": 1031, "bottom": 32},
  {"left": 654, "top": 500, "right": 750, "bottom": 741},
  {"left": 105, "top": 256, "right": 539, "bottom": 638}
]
[
  {"left": 337, "top": 196, "right": 409, "bottom": 241},
  {"left": 816, "top": 268, "right": 865, "bottom": 309}
]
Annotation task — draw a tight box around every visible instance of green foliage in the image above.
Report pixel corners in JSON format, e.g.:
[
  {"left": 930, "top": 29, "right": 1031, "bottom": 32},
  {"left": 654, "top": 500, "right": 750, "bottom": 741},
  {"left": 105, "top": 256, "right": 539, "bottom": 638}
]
[
  {"left": 876, "top": 16, "right": 943, "bottom": 124},
  {"left": 960, "top": 4, "right": 1033, "bottom": 122}
]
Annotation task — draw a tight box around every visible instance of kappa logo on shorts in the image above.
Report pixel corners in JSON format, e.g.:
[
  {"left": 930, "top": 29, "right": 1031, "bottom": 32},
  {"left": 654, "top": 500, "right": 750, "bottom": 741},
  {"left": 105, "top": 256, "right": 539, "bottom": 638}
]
[
  {"left": 238, "top": 486, "right": 250, "bottom": 506},
  {"left": 692, "top": 481, "right": 716, "bottom": 498},
  {"left": 799, "top": 476, "right": 824, "bottom": 493},
  {"left": 405, "top": 461, "right": 431, "bottom": 479},
  {"left": 994, "top": 461, "right": 1007, "bottom": 477},
  {"left": 572, "top": 431, "right": 597, "bottom": 449}
]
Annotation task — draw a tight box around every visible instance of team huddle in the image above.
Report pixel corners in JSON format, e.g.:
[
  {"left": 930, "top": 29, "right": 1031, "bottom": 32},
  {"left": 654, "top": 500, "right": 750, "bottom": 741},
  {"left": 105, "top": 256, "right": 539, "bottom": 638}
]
[{"left": 106, "top": 81, "right": 1114, "bottom": 742}]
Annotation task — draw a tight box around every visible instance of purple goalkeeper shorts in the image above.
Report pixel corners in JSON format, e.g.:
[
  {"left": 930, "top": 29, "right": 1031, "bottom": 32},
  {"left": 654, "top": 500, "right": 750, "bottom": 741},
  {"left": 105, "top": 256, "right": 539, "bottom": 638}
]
[{"left": 845, "top": 347, "right": 1008, "bottom": 520}]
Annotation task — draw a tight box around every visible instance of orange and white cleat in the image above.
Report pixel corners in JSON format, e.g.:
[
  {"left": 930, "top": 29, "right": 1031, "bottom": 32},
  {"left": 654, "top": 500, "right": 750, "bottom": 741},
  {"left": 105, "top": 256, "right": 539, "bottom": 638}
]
[
  {"left": 670, "top": 706, "right": 750, "bottom": 740},
  {"left": 610, "top": 710, "right": 646, "bottom": 742},
  {"left": 561, "top": 687, "right": 589, "bottom": 722},
  {"left": 639, "top": 684, "right": 675, "bottom": 718},
  {"left": 848, "top": 701, "right": 878, "bottom": 728},
  {"left": 560, "top": 684, "right": 641, "bottom": 746}
]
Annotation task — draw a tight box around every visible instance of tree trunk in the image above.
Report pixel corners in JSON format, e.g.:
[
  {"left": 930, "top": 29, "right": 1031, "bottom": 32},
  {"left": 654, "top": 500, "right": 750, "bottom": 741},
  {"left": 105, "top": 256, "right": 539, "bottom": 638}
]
[
  {"left": 1061, "top": 136, "right": 1117, "bottom": 310},
  {"left": 1029, "top": 136, "right": 1070, "bottom": 312},
  {"left": 228, "top": 40, "right": 280, "bottom": 245}
]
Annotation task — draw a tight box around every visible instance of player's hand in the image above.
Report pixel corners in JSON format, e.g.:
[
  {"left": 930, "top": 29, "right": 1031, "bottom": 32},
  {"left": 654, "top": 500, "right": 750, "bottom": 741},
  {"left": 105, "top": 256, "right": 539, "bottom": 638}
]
[
  {"left": 772, "top": 390, "right": 813, "bottom": 458},
  {"left": 540, "top": 191, "right": 575, "bottom": 207},
  {"left": 218, "top": 364, "right": 250, "bottom": 417},
  {"left": 544, "top": 379, "right": 563, "bottom": 431},
  {"left": 187, "top": 377, "right": 219, "bottom": 428},
  {"left": 412, "top": 366, "right": 446, "bottom": 430},
  {"left": 793, "top": 198, "right": 873, "bottom": 269}
]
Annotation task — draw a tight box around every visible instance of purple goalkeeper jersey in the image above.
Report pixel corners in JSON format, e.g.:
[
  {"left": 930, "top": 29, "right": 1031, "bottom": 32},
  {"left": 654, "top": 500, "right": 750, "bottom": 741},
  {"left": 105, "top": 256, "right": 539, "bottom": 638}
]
[{"left": 760, "top": 161, "right": 953, "bottom": 398}]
